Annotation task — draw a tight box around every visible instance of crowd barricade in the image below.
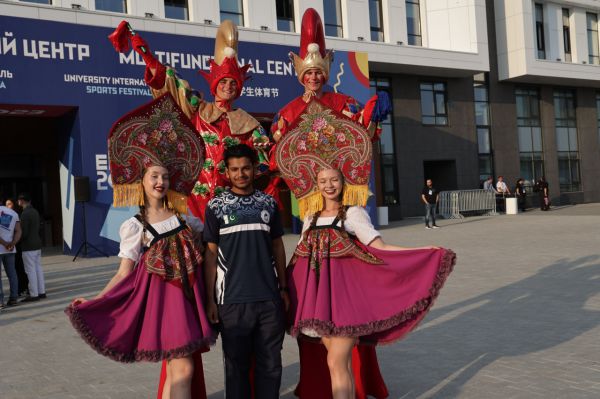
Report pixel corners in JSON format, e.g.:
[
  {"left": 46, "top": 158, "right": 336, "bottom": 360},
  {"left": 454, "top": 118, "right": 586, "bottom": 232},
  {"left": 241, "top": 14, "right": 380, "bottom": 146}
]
[{"left": 438, "top": 189, "right": 498, "bottom": 219}]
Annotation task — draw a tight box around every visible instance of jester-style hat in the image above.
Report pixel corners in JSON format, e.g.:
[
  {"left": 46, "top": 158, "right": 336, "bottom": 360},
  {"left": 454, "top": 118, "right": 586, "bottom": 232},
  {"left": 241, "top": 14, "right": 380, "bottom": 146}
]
[
  {"left": 109, "top": 93, "right": 204, "bottom": 213},
  {"left": 199, "top": 20, "right": 250, "bottom": 99},
  {"left": 275, "top": 98, "right": 372, "bottom": 218},
  {"left": 290, "top": 8, "right": 334, "bottom": 85}
]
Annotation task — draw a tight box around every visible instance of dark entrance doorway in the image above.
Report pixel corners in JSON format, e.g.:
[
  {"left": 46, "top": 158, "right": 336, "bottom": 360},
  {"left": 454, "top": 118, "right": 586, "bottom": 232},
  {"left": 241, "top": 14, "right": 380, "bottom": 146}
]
[
  {"left": 0, "top": 108, "right": 76, "bottom": 247},
  {"left": 423, "top": 160, "right": 458, "bottom": 191}
]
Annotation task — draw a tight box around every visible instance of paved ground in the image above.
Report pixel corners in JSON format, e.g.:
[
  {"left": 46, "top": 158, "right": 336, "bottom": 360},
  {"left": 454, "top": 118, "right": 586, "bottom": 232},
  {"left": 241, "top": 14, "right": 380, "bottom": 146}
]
[{"left": 1, "top": 204, "right": 600, "bottom": 399}]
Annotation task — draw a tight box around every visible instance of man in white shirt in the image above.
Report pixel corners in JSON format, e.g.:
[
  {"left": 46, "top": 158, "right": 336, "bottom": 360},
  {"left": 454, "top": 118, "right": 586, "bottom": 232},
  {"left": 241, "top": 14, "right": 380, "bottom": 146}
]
[
  {"left": 0, "top": 203, "right": 22, "bottom": 308},
  {"left": 496, "top": 176, "right": 511, "bottom": 196}
]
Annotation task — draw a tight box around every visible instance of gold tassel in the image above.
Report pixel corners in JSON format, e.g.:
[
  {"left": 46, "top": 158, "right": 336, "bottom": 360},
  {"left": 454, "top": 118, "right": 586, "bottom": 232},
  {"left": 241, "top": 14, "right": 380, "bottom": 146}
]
[
  {"left": 298, "top": 191, "right": 323, "bottom": 220},
  {"left": 167, "top": 190, "right": 189, "bottom": 214},
  {"left": 112, "top": 184, "right": 188, "bottom": 214},
  {"left": 297, "top": 184, "right": 370, "bottom": 219},
  {"left": 342, "top": 184, "right": 369, "bottom": 208},
  {"left": 139, "top": 181, "right": 145, "bottom": 207},
  {"left": 113, "top": 183, "right": 144, "bottom": 208}
]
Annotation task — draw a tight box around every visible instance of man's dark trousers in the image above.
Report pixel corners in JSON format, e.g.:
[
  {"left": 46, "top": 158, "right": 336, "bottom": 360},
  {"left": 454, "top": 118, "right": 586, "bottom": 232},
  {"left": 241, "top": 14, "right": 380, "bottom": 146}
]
[{"left": 218, "top": 300, "right": 285, "bottom": 399}]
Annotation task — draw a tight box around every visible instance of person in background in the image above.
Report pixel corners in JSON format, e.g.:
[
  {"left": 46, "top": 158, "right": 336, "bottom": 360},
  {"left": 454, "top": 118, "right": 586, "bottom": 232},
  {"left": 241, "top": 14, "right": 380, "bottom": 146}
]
[
  {"left": 17, "top": 193, "right": 44, "bottom": 302},
  {"left": 483, "top": 176, "right": 498, "bottom": 193},
  {"left": 421, "top": 179, "right": 440, "bottom": 229},
  {"left": 0, "top": 198, "right": 22, "bottom": 308},
  {"left": 537, "top": 177, "right": 550, "bottom": 211},
  {"left": 496, "top": 176, "right": 511, "bottom": 196},
  {"left": 514, "top": 178, "right": 527, "bottom": 212},
  {"left": 5, "top": 198, "right": 28, "bottom": 297}
]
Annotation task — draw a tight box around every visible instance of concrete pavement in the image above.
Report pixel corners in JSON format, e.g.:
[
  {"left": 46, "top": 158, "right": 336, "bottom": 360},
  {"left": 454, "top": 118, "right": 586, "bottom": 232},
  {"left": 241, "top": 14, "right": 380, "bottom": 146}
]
[{"left": 1, "top": 204, "right": 599, "bottom": 398}]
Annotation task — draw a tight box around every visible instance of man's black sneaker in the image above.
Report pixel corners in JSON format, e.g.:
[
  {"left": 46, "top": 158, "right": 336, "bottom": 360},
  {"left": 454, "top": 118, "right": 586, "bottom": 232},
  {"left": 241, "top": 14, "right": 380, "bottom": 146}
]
[
  {"left": 21, "top": 296, "right": 40, "bottom": 303},
  {"left": 6, "top": 298, "right": 18, "bottom": 306},
  {"left": 38, "top": 293, "right": 47, "bottom": 299}
]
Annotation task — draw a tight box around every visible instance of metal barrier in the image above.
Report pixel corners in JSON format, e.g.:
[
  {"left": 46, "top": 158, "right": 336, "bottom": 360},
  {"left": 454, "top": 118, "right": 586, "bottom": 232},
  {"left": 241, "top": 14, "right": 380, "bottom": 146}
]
[{"left": 438, "top": 189, "right": 498, "bottom": 219}]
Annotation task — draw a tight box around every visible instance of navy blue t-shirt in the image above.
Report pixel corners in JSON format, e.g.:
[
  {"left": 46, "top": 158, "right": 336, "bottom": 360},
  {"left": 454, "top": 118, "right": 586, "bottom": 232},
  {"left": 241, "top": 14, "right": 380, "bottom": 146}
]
[{"left": 204, "top": 189, "right": 284, "bottom": 305}]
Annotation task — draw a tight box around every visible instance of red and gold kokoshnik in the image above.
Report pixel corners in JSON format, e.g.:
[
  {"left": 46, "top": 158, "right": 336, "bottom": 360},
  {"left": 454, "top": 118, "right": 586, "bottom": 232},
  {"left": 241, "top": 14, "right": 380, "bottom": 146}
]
[
  {"left": 108, "top": 93, "right": 205, "bottom": 213},
  {"left": 275, "top": 98, "right": 372, "bottom": 218}
]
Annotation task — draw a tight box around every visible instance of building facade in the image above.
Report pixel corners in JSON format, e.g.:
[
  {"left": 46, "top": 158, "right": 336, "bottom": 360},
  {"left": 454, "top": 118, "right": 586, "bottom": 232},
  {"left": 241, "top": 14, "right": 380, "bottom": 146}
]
[{"left": 0, "top": 0, "right": 598, "bottom": 254}]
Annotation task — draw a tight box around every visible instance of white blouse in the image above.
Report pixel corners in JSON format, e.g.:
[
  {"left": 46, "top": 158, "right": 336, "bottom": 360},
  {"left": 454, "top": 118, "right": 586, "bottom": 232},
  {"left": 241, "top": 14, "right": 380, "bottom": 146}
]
[
  {"left": 118, "top": 213, "right": 203, "bottom": 262},
  {"left": 300, "top": 206, "right": 381, "bottom": 245}
]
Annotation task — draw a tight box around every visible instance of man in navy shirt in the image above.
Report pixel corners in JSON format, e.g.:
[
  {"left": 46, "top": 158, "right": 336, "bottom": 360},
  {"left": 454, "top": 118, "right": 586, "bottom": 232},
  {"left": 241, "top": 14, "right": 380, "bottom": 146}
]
[{"left": 204, "top": 144, "right": 288, "bottom": 399}]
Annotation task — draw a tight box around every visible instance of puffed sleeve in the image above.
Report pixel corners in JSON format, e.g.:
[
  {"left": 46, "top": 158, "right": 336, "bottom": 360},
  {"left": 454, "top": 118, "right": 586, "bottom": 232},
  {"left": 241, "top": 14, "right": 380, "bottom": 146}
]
[
  {"left": 117, "top": 218, "right": 144, "bottom": 262},
  {"left": 149, "top": 67, "right": 202, "bottom": 120},
  {"left": 182, "top": 213, "right": 204, "bottom": 234},
  {"left": 297, "top": 214, "right": 313, "bottom": 245},
  {"left": 344, "top": 206, "right": 381, "bottom": 245}
]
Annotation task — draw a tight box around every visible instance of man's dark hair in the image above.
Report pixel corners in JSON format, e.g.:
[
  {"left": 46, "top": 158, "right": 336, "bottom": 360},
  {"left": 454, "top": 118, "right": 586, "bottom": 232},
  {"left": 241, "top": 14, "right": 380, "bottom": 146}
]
[
  {"left": 223, "top": 144, "right": 257, "bottom": 167},
  {"left": 18, "top": 192, "right": 31, "bottom": 202}
]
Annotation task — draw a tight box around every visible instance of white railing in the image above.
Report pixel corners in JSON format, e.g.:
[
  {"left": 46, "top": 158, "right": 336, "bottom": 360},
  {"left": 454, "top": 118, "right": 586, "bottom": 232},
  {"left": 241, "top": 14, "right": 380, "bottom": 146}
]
[{"left": 438, "top": 190, "right": 498, "bottom": 219}]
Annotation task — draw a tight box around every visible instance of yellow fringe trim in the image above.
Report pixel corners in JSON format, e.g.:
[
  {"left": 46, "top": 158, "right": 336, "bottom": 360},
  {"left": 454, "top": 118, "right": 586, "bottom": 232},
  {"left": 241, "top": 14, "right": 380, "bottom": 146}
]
[
  {"left": 166, "top": 190, "right": 189, "bottom": 214},
  {"left": 113, "top": 184, "right": 189, "bottom": 214},
  {"left": 298, "top": 184, "right": 370, "bottom": 219},
  {"left": 113, "top": 183, "right": 143, "bottom": 208}
]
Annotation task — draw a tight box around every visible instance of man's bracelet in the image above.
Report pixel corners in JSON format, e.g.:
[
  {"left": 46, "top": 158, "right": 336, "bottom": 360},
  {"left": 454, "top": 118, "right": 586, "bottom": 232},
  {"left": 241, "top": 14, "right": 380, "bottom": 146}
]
[{"left": 279, "top": 286, "right": 289, "bottom": 293}]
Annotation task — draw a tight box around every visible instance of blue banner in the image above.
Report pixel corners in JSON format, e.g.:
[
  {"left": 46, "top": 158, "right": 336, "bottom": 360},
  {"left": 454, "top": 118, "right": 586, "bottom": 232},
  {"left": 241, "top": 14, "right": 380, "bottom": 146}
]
[{"left": 0, "top": 15, "right": 372, "bottom": 254}]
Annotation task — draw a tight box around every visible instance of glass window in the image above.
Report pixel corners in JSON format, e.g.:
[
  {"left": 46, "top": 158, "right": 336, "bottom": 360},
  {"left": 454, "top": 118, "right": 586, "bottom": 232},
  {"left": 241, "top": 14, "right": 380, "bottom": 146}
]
[
  {"left": 474, "top": 84, "right": 487, "bottom": 102},
  {"left": 96, "top": 0, "right": 127, "bottom": 13},
  {"left": 518, "top": 127, "right": 534, "bottom": 152},
  {"left": 479, "top": 155, "right": 493, "bottom": 182},
  {"left": 220, "top": 0, "right": 244, "bottom": 26},
  {"left": 475, "top": 102, "right": 489, "bottom": 126},
  {"left": 474, "top": 74, "right": 493, "bottom": 180},
  {"left": 371, "top": 77, "right": 399, "bottom": 206},
  {"left": 406, "top": 0, "right": 422, "bottom": 46},
  {"left": 535, "top": 3, "right": 546, "bottom": 59},
  {"left": 596, "top": 93, "right": 600, "bottom": 145},
  {"left": 477, "top": 128, "right": 491, "bottom": 154},
  {"left": 324, "top": 0, "right": 343, "bottom": 37},
  {"left": 516, "top": 88, "right": 540, "bottom": 126},
  {"left": 276, "top": 0, "right": 295, "bottom": 32},
  {"left": 554, "top": 89, "right": 580, "bottom": 191},
  {"left": 369, "top": 0, "right": 384, "bottom": 42},
  {"left": 532, "top": 127, "right": 543, "bottom": 152},
  {"left": 165, "top": 0, "right": 188, "bottom": 20},
  {"left": 516, "top": 87, "right": 544, "bottom": 185},
  {"left": 588, "top": 13, "right": 599, "bottom": 64},
  {"left": 563, "top": 9, "right": 571, "bottom": 62},
  {"left": 420, "top": 82, "right": 448, "bottom": 125}
]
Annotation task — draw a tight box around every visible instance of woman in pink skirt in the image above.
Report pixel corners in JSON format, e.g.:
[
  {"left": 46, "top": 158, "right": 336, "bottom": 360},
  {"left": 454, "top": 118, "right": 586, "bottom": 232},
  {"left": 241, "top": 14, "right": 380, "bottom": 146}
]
[
  {"left": 275, "top": 98, "right": 456, "bottom": 399},
  {"left": 65, "top": 94, "right": 214, "bottom": 399}
]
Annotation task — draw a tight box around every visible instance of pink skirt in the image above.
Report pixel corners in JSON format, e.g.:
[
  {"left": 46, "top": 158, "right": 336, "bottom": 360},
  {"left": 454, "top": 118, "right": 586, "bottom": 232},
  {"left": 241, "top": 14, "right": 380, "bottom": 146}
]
[
  {"left": 65, "top": 261, "right": 215, "bottom": 362},
  {"left": 288, "top": 247, "right": 455, "bottom": 344}
]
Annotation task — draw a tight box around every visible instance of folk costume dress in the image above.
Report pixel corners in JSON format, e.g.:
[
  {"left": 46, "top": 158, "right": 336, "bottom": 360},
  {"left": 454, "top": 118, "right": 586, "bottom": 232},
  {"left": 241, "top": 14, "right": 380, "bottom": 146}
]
[
  {"left": 270, "top": 9, "right": 392, "bottom": 399},
  {"left": 275, "top": 75, "right": 456, "bottom": 397},
  {"left": 65, "top": 94, "right": 215, "bottom": 399},
  {"left": 109, "top": 20, "right": 272, "bottom": 221},
  {"left": 291, "top": 207, "right": 455, "bottom": 342}
]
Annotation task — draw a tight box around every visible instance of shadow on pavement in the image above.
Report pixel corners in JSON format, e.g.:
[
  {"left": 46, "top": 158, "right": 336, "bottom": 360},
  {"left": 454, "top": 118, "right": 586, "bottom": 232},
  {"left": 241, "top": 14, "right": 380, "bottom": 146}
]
[{"left": 379, "top": 254, "right": 600, "bottom": 398}]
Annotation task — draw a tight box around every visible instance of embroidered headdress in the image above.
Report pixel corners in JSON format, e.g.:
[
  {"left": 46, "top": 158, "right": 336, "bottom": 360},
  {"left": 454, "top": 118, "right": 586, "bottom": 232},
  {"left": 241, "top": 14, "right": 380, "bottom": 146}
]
[
  {"left": 109, "top": 93, "right": 204, "bottom": 213},
  {"left": 199, "top": 20, "right": 250, "bottom": 99},
  {"left": 275, "top": 98, "right": 372, "bottom": 218},
  {"left": 290, "top": 8, "right": 334, "bottom": 85}
]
